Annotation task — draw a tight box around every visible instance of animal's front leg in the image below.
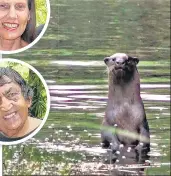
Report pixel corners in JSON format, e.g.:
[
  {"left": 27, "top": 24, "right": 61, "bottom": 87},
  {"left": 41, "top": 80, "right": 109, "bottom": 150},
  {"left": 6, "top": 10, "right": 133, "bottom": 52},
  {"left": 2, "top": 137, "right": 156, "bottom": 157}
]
[
  {"left": 101, "top": 129, "right": 121, "bottom": 163},
  {"left": 101, "top": 129, "right": 120, "bottom": 152},
  {"left": 135, "top": 122, "right": 150, "bottom": 164}
]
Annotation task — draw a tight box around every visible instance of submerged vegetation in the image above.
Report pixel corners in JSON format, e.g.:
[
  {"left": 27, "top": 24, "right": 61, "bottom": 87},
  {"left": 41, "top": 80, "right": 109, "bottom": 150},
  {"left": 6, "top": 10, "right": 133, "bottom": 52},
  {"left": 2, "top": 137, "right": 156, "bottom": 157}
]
[{"left": 3, "top": 110, "right": 170, "bottom": 175}]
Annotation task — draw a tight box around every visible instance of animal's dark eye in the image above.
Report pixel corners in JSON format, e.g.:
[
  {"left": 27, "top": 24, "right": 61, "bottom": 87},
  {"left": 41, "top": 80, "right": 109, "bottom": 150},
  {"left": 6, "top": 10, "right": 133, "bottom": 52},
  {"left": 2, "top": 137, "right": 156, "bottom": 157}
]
[{"left": 112, "top": 58, "right": 115, "bottom": 61}]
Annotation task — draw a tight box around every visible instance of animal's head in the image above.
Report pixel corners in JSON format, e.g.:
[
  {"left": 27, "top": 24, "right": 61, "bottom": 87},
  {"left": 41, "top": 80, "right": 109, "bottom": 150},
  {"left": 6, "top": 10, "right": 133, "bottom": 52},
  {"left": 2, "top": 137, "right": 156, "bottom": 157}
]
[{"left": 104, "top": 53, "right": 139, "bottom": 83}]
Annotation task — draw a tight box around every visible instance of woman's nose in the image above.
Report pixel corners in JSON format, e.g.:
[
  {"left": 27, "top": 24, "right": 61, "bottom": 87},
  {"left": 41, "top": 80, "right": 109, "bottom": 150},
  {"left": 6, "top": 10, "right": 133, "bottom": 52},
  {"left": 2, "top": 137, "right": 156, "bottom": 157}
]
[
  {"left": 0, "top": 97, "right": 13, "bottom": 112},
  {"left": 8, "top": 6, "right": 17, "bottom": 19}
]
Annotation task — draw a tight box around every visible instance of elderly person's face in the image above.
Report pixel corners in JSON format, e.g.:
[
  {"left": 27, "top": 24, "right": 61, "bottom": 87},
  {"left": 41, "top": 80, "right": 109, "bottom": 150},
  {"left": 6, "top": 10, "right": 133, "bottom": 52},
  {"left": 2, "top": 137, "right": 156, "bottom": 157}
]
[
  {"left": 0, "top": 0, "right": 30, "bottom": 41},
  {"left": 0, "top": 79, "right": 31, "bottom": 137}
]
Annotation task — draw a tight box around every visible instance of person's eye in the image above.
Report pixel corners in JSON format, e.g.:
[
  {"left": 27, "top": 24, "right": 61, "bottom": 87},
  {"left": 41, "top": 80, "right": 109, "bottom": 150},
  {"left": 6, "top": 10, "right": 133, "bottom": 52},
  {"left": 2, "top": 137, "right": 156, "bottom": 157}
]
[
  {"left": 15, "top": 3, "right": 26, "bottom": 11},
  {"left": 0, "top": 3, "right": 10, "bottom": 10},
  {"left": 7, "top": 92, "right": 19, "bottom": 100},
  {"left": 8, "top": 92, "right": 17, "bottom": 98}
]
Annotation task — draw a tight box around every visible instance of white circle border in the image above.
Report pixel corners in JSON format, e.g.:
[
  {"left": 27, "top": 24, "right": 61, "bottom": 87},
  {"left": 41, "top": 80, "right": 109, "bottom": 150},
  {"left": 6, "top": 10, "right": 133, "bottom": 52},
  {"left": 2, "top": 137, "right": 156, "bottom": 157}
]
[
  {"left": 0, "top": 0, "right": 51, "bottom": 55},
  {"left": 0, "top": 58, "right": 50, "bottom": 145}
]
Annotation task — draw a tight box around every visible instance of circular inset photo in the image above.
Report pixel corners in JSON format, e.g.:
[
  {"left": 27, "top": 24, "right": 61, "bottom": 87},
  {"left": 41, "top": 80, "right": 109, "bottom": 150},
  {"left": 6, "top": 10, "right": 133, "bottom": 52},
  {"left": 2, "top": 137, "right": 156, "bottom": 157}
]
[
  {"left": 0, "top": 58, "right": 50, "bottom": 145},
  {"left": 0, "top": 0, "right": 50, "bottom": 54}
]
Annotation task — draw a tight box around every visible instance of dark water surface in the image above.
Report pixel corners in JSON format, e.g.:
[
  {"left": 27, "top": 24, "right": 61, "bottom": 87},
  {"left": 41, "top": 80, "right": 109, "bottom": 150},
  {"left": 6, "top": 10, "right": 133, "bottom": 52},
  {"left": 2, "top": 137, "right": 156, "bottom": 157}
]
[{"left": 3, "top": 0, "right": 170, "bottom": 175}]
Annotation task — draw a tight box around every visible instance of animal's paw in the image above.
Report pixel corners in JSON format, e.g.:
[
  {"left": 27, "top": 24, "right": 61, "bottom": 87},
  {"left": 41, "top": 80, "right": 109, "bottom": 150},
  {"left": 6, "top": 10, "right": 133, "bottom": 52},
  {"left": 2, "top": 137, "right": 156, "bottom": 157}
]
[
  {"left": 111, "top": 153, "right": 118, "bottom": 163},
  {"left": 135, "top": 143, "right": 150, "bottom": 164},
  {"left": 135, "top": 142, "right": 144, "bottom": 152},
  {"left": 110, "top": 143, "right": 119, "bottom": 154},
  {"left": 135, "top": 142, "right": 150, "bottom": 152},
  {"left": 101, "top": 140, "right": 110, "bottom": 148}
]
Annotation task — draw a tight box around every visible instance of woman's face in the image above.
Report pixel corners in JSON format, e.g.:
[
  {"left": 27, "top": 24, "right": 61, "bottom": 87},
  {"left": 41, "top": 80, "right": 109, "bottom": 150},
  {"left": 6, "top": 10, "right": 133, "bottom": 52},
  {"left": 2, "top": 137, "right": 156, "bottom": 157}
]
[
  {"left": 0, "top": 0, "right": 30, "bottom": 41},
  {"left": 0, "top": 81, "right": 31, "bottom": 137}
]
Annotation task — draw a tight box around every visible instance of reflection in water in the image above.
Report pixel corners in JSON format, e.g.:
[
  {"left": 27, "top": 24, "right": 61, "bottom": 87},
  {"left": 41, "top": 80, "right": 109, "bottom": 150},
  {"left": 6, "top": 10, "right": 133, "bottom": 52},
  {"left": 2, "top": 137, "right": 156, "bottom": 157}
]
[
  {"left": 49, "top": 83, "right": 170, "bottom": 111},
  {"left": 50, "top": 60, "right": 103, "bottom": 66}
]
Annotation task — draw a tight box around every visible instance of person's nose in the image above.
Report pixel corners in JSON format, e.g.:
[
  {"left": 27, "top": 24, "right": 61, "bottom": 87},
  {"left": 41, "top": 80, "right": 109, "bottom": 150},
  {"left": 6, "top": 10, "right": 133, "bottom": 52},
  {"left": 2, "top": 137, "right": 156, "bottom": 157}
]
[
  {"left": 8, "top": 6, "right": 17, "bottom": 19},
  {"left": 0, "top": 97, "right": 13, "bottom": 112}
]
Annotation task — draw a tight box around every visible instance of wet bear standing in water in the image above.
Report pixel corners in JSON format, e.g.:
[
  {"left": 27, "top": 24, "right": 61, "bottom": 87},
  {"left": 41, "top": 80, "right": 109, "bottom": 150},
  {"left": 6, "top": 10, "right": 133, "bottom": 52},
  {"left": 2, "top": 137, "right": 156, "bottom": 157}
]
[{"left": 101, "top": 53, "right": 150, "bottom": 164}]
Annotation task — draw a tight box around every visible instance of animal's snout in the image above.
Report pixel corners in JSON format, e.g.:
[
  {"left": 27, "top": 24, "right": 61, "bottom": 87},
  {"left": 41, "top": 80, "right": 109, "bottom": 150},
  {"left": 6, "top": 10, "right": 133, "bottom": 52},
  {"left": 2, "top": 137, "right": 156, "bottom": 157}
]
[
  {"left": 104, "top": 56, "right": 126, "bottom": 66},
  {"left": 115, "top": 58, "right": 125, "bottom": 66}
]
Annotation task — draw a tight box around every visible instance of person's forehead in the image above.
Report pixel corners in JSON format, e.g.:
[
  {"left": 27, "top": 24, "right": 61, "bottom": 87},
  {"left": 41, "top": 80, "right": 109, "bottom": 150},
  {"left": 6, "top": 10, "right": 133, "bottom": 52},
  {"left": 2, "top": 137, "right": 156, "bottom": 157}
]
[{"left": 0, "top": 0, "right": 28, "bottom": 4}]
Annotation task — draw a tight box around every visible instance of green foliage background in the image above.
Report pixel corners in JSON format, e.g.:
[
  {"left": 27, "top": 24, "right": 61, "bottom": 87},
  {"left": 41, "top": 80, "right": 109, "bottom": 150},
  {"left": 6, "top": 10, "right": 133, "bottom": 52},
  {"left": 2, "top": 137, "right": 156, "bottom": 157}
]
[
  {"left": 0, "top": 62, "right": 47, "bottom": 119},
  {"left": 36, "top": 0, "right": 47, "bottom": 26}
]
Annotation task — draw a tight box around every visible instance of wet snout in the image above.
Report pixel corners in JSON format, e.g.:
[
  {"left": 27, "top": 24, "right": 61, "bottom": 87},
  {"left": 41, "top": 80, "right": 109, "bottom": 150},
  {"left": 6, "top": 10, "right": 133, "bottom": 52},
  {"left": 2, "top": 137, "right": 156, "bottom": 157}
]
[
  {"left": 104, "top": 56, "right": 126, "bottom": 68},
  {"left": 115, "top": 57, "right": 125, "bottom": 67}
]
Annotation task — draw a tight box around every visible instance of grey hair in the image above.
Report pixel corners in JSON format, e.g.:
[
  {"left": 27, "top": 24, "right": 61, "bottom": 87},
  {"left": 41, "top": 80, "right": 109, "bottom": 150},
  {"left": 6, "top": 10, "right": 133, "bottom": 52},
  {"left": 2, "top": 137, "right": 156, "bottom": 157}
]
[{"left": 0, "top": 67, "right": 33, "bottom": 100}]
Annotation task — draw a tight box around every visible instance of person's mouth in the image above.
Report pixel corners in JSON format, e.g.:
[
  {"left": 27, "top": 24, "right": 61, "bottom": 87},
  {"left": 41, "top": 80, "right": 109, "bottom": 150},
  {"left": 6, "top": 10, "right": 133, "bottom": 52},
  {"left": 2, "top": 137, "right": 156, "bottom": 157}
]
[
  {"left": 2, "top": 23, "right": 19, "bottom": 31},
  {"left": 3, "top": 112, "right": 16, "bottom": 120}
]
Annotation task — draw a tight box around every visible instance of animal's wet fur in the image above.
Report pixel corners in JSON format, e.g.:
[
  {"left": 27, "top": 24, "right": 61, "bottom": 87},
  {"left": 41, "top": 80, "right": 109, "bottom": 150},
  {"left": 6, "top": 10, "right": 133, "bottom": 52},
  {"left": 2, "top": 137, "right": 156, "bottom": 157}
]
[{"left": 101, "top": 53, "right": 150, "bottom": 166}]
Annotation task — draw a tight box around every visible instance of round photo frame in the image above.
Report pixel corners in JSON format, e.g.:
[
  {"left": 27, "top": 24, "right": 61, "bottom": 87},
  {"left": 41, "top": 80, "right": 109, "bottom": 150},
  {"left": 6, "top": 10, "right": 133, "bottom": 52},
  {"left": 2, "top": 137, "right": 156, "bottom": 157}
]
[
  {"left": 0, "top": 58, "right": 50, "bottom": 145},
  {"left": 0, "top": 0, "right": 50, "bottom": 54}
]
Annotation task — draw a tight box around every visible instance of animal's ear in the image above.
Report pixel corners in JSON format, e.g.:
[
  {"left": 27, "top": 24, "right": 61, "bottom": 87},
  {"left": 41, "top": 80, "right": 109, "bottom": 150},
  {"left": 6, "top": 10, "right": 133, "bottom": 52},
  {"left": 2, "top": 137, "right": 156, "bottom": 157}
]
[
  {"left": 128, "top": 56, "right": 139, "bottom": 65},
  {"left": 133, "top": 57, "right": 139, "bottom": 65},
  {"left": 104, "top": 57, "right": 110, "bottom": 64}
]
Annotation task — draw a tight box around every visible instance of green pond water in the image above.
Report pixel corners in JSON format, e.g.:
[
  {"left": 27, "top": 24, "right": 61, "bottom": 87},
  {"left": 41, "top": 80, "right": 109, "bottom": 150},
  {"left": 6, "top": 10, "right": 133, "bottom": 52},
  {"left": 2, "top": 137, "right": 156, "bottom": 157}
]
[{"left": 3, "top": 0, "right": 170, "bottom": 175}]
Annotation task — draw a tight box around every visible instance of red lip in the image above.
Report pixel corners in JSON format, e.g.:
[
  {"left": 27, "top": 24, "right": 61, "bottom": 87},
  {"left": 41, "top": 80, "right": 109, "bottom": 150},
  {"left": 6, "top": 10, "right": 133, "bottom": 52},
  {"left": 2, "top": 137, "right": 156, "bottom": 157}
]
[
  {"left": 2, "top": 23, "right": 19, "bottom": 31},
  {"left": 4, "top": 28, "right": 17, "bottom": 31}
]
